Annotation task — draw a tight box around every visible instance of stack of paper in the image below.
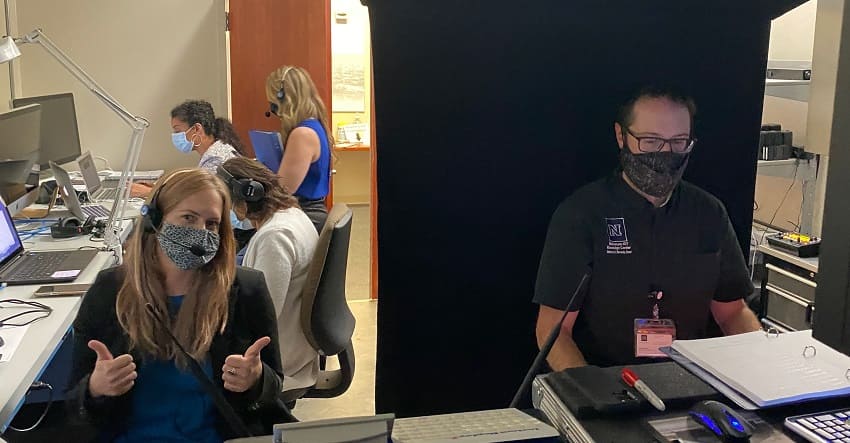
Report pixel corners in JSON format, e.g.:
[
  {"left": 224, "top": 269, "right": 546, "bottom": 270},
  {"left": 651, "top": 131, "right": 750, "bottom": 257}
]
[
  {"left": 0, "top": 324, "right": 30, "bottom": 363},
  {"left": 669, "top": 330, "right": 850, "bottom": 408}
]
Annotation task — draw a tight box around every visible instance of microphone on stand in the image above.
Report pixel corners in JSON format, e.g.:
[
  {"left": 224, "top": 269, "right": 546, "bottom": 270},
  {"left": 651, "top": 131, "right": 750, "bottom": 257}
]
[{"left": 509, "top": 273, "right": 590, "bottom": 408}]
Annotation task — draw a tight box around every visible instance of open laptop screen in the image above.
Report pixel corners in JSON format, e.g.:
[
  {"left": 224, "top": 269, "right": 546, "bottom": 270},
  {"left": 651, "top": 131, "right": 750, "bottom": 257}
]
[
  {"left": 77, "top": 151, "right": 101, "bottom": 194},
  {"left": 0, "top": 198, "right": 24, "bottom": 268},
  {"left": 49, "top": 161, "right": 86, "bottom": 220}
]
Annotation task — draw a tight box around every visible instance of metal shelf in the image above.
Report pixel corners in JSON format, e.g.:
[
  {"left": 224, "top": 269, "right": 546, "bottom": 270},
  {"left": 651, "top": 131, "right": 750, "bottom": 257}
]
[
  {"left": 756, "top": 158, "right": 816, "bottom": 181},
  {"left": 765, "top": 78, "right": 810, "bottom": 102}
]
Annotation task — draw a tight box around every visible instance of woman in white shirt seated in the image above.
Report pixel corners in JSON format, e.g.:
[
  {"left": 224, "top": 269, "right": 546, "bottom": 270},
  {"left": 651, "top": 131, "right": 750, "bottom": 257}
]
[
  {"left": 171, "top": 100, "right": 243, "bottom": 173},
  {"left": 218, "top": 157, "right": 320, "bottom": 393}
]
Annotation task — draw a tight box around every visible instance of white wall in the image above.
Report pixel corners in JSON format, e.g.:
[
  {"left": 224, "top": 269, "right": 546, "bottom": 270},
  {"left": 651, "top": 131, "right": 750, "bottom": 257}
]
[
  {"left": 769, "top": 1, "right": 818, "bottom": 61},
  {"left": 755, "top": 1, "right": 818, "bottom": 233},
  {"left": 763, "top": 0, "right": 818, "bottom": 147},
  {"left": 0, "top": 2, "right": 12, "bottom": 112},
  {"left": 11, "top": 0, "right": 227, "bottom": 171}
]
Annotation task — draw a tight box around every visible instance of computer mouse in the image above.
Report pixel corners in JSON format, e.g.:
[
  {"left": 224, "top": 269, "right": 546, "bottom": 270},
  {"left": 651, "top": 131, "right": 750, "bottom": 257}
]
[{"left": 689, "top": 400, "right": 753, "bottom": 442}]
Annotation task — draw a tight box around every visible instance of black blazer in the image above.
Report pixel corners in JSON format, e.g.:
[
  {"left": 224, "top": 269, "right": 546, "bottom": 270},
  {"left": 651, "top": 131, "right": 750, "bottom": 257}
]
[{"left": 66, "top": 266, "right": 284, "bottom": 441}]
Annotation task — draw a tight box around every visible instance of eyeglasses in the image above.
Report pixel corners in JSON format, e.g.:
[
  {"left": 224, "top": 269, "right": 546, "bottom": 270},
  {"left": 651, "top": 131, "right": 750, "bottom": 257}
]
[{"left": 624, "top": 127, "right": 696, "bottom": 154}]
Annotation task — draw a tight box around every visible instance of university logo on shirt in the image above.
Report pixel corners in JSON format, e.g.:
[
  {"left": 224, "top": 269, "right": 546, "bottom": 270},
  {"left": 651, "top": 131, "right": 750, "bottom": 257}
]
[{"left": 605, "top": 217, "right": 632, "bottom": 255}]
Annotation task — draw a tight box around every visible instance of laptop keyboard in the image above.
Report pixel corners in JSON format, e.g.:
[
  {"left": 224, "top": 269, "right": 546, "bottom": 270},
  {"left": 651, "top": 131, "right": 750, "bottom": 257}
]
[
  {"left": 6, "top": 251, "right": 73, "bottom": 280},
  {"left": 93, "top": 187, "right": 120, "bottom": 200},
  {"left": 82, "top": 204, "right": 111, "bottom": 219}
]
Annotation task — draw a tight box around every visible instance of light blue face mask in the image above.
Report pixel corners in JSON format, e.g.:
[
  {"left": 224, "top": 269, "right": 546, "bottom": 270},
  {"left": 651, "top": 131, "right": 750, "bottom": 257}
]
[
  {"left": 230, "top": 209, "right": 253, "bottom": 230},
  {"left": 171, "top": 129, "right": 194, "bottom": 153}
]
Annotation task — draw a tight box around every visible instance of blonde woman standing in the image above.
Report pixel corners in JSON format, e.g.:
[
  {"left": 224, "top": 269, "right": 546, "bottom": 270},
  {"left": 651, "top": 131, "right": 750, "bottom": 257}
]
[
  {"left": 264, "top": 66, "right": 333, "bottom": 232},
  {"left": 67, "top": 168, "right": 284, "bottom": 442}
]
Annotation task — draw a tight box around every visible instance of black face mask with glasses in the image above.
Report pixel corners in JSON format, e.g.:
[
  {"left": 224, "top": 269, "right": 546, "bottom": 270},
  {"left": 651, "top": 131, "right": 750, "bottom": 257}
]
[{"left": 619, "top": 127, "right": 696, "bottom": 198}]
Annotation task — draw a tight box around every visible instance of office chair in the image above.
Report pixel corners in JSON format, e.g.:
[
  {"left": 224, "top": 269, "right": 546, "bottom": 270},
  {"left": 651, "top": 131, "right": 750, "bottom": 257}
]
[{"left": 282, "top": 204, "right": 356, "bottom": 402}]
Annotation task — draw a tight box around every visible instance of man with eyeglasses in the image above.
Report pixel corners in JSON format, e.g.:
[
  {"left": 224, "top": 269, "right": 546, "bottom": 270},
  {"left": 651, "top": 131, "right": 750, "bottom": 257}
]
[{"left": 533, "top": 86, "right": 760, "bottom": 370}]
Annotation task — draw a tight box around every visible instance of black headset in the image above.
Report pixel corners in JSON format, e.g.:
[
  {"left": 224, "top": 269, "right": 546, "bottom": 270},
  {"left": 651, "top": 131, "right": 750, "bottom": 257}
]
[
  {"left": 140, "top": 171, "right": 216, "bottom": 257},
  {"left": 141, "top": 170, "right": 192, "bottom": 233},
  {"left": 215, "top": 165, "right": 266, "bottom": 203},
  {"left": 141, "top": 187, "right": 164, "bottom": 233},
  {"left": 51, "top": 216, "right": 95, "bottom": 238},
  {"left": 266, "top": 67, "right": 294, "bottom": 117}
]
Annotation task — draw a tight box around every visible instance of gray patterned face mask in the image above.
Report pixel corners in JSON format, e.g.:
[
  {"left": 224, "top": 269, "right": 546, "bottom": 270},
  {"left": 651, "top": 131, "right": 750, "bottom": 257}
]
[
  {"left": 157, "top": 223, "right": 220, "bottom": 270},
  {"left": 619, "top": 148, "right": 690, "bottom": 198}
]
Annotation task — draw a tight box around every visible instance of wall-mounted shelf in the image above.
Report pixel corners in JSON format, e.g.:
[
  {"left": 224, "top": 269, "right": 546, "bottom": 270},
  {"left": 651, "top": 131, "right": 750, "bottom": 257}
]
[
  {"left": 335, "top": 145, "right": 370, "bottom": 152},
  {"left": 756, "top": 157, "right": 816, "bottom": 181},
  {"left": 765, "top": 79, "right": 810, "bottom": 102}
]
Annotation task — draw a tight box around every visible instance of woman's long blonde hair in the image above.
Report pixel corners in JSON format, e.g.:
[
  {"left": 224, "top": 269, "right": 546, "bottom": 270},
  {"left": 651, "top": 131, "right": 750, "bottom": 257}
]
[
  {"left": 265, "top": 65, "right": 334, "bottom": 148},
  {"left": 116, "top": 168, "right": 236, "bottom": 368}
]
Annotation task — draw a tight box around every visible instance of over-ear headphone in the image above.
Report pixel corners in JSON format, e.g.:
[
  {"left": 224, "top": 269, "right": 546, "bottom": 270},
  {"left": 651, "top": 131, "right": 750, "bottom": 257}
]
[
  {"left": 266, "top": 66, "right": 294, "bottom": 117},
  {"left": 216, "top": 165, "right": 265, "bottom": 203},
  {"left": 141, "top": 187, "right": 163, "bottom": 233},
  {"left": 141, "top": 170, "right": 194, "bottom": 233},
  {"left": 51, "top": 216, "right": 95, "bottom": 238},
  {"left": 277, "top": 66, "right": 294, "bottom": 103}
]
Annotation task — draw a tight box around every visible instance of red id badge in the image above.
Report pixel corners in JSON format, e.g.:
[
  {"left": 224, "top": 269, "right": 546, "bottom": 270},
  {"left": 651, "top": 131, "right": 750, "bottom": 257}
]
[{"left": 634, "top": 318, "right": 676, "bottom": 358}]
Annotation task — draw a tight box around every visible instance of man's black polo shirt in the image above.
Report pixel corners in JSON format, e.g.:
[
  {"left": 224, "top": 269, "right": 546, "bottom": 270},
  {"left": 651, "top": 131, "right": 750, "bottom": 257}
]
[{"left": 534, "top": 171, "right": 753, "bottom": 367}]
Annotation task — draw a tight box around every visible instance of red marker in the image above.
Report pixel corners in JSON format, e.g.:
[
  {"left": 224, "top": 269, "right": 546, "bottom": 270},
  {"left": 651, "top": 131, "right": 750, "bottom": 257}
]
[{"left": 622, "top": 367, "right": 666, "bottom": 411}]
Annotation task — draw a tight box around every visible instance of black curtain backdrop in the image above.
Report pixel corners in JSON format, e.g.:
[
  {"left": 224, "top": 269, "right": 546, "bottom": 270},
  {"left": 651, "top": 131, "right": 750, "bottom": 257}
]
[{"left": 368, "top": 0, "right": 807, "bottom": 417}]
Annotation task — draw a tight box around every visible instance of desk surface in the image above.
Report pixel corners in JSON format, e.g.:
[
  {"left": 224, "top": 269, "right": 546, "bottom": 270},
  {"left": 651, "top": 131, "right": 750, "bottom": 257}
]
[
  {"left": 758, "top": 244, "right": 819, "bottom": 273},
  {"left": 0, "top": 218, "right": 134, "bottom": 432},
  {"left": 539, "top": 359, "right": 850, "bottom": 443},
  {"left": 573, "top": 396, "right": 850, "bottom": 442}
]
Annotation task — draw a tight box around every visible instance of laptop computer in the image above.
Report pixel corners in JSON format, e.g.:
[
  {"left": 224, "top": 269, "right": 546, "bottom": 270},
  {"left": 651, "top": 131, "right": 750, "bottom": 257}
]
[
  {"left": 50, "top": 160, "right": 111, "bottom": 220},
  {"left": 0, "top": 197, "right": 98, "bottom": 285},
  {"left": 76, "top": 151, "right": 120, "bottom": 201}
]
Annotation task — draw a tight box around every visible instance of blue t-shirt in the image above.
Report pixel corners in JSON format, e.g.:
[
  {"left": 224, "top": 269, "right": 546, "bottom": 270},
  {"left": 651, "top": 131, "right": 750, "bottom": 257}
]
[
  {"left": 294, "top": 119, "right": 331, "bottom": 200},
  {"left": 115, "top": 296, "right": 221, "bottom": 443}
]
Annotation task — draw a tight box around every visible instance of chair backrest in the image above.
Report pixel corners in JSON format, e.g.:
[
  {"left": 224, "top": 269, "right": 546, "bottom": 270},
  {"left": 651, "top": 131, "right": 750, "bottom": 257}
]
[{"left": 300, "top": 204, "right": 356, "bottom": 355}]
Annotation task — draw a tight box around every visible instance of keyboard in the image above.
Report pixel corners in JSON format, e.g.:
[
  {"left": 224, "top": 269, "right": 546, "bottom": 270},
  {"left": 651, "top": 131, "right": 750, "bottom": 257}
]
[
  {"left": 102, "top": 170, "right": 163, "bottom": 181},
  {"left": 786, "top": 409, "right": 850, "bottom": 442},
  {"left": 92, "top": 187, "right": 120, "bottom": 200},
  {"left": 392, "top": 408, "right": 560, "bottom": 443},
  {"left": 5, "top": 251, "right": 73, "bottom": 281},
  {"left": 82, "top": 204, "right": 111, "bottom": 219}
]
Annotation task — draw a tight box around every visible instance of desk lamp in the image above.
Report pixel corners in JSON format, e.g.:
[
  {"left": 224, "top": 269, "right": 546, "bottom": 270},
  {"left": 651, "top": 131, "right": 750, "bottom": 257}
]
[{"left": 0, "top": 29, "right": 149, "bottom": 257}]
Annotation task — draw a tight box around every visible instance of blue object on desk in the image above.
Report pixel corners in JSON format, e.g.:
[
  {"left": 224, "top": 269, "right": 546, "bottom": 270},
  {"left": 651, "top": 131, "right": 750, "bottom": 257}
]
[{"left": 249, "top": 130, "right": 283, "bottom": 172}]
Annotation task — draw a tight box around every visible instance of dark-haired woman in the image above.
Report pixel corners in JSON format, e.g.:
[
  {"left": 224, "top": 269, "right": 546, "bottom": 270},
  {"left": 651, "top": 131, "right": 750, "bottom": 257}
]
[
  {"left": 220, "top": 157, "right": 319, "bottom": 392},
  {"left": 171, "top": 100, "right": 244, "bottom": 173}
]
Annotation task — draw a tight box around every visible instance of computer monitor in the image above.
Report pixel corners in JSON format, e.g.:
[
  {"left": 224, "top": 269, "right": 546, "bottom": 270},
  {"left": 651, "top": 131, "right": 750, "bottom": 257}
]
[
  {"left": 0, "top": 104, "right": 42, "bottom": 166},
  {"left": 12, "top": 93, "right": 82, "bottom": 169},
  {"left": 812, "top": 132, "right": 850, "bottom": 355}
]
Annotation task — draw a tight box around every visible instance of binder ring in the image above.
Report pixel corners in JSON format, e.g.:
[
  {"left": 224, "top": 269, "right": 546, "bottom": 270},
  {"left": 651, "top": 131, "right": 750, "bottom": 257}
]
[
  {"left": 765, "top": 327, "right": 780, "bottom": 339},
  {"left": 803, "top": 345, "right": 817, "bottom": 358},
  {"left": 845, "top": 369, "right": 850, "bottom": 382}
]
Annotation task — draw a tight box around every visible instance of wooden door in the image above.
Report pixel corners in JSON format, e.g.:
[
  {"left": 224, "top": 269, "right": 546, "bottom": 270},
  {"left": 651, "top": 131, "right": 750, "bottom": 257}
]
[{"left": 228, "top": 0, "right": 333, "bottom": 204}]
